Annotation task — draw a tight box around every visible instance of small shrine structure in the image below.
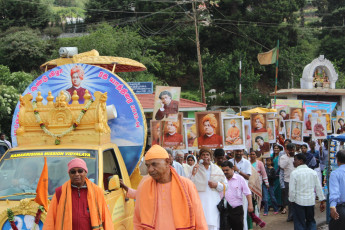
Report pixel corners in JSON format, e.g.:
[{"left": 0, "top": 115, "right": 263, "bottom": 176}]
[{"left": 271, "top": 55, "right": 345, "bottom": 110}]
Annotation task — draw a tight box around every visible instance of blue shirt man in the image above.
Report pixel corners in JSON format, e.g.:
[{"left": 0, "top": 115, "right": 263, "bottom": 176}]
[{"left": 329, "top": 150, "right": 345, "bottom": 229}]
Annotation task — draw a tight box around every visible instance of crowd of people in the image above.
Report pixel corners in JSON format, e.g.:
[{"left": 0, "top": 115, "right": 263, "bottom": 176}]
[{"left": 128, "top": 135, "right": 345, "bottom": 230}]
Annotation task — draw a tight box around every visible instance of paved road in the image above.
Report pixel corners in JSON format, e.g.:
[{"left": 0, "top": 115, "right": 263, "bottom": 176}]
[{"left": 253, "top": 201, "right": 326, "bottom": 230}]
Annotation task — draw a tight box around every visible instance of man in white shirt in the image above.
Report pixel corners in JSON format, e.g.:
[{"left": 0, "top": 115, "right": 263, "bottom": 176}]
[
  {"left": 166, "top": 148, "right": 186, "bottom": 177},
  {"left": 279, "top": 143, "right": 295, "bottom": 222},
  {"left": 289, "top": 153, "right": 326, "bottom": 230},
  {"left": 229, "top": 149, "right": 252, "bottom": 230}
]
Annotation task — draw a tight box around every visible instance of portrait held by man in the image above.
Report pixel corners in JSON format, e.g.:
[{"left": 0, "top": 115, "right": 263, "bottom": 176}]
[
  {"left": 162, "top": 113, "right": 185, "bottom": 149},
  {"left": 153, "top": 86, "right": 181, "bottom": 121},
  {"left": 223, "top": 117, "right": 244, "bottom": 149},
  {"left": 290, "top": 107, "right": 304, "bottom": 122},
  {"left": 196, "top": 112, "right": 223, "bottom": 149},
  {"left": 250, "top": 113, "right": 268, "bottom": 133}
]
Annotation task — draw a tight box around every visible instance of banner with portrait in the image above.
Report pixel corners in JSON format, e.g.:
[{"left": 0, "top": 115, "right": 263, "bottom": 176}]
[
  {"left": 335, "top": 111, "right": 345, "bottom": 134},
  {"left": 284, "top": 120, "right": 292, "bottom": 140},
  {"left": 184, "top": 122, "right": 198, "bottom": 150},
  {"left": 153, "top": 86, "right": 181, "bottom": 121},
  {"left": 222, "top": 116, "right": 245, "bottom": 150},
  {"left": 302, "top": 100, "right": 337, "bottom": 114},
  {"left": 277, "top": 106, "right": 289, "bottom": 134},
  {"left": 303, "top": 113, "right": 318, "bottom": 136},
  {"left": 322, "top": 113, "right": 332, "bottom": 133},
  {"left": 252, "top": 132, "right": 270, "bottom": 158},
  {"left": 290, "top": 107, "right": 305, "bottom": 122},
  {"left": 250, "top": 113, "right": 268, "bottom": 133},
  {"left": 162, "top": 113, "right": 185, "bottom": 150},
  {"left": 291, "top": 121, "right": 303, "bottom": 145},
  {"left": 10, "top": 64, "right": 146, "bottom": 175},
  {"left": 311, "top": 117, "right": 327, "bottom": 140},
  {"left": 267, "top": 120, "right": 276, "bottom": 143},
  {"left": 195, "top": 111, "right": 223, "bottom": 149},
  {"left": 150, "top": 120, "right": 162, "bottom": 146}
]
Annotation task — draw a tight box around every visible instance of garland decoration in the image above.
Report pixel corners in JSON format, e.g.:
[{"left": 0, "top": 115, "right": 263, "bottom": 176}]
[
  {"left": 32, "top": 205, "right": 45, "bottom": 229},
  {"left": 33, "top": 99, "right": 94, "bottom": 145},
  {"left": 7, "top": 209, "right": 18, "bottom": 230}
]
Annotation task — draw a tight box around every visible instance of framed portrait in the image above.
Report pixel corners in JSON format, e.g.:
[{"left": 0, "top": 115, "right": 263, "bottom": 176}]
[
  {"left": 267, "top": 120, "right": 276, "bottom": 143},
  {"left": 284, "top": 120, "right": 292, "bottom": 140},
  {"left": 195, "top": 111, "right": 223, "bottom": 149},
  {"left": 153, "top": 86, "right": 181, "bottom": 121},
  {"left": 244, "top": 120, "right": 252, "bottom": 152},
  {"left": 278, "top": 106, "right": 290, "bottom": 121},
  {"left": 252, "top": 132, "right": 270, "bottom": 158},
  {"left": 162, "top": 113, "right": 185, "bottom": 149},
  {"left": 184, "top": 122, "right": 197, "bottom": 150},
  {"left": 291, "top": 121, "right": 303, "bottom": 145},
  {"left": 250, "top": 113, "right": 268, "bottom": 133},
  {"left": 150, "top": 120, "right": 162, "bottom": 146},
  {"left": 335, "top": 111, "right": 345, "bottom": 134},
  {"left": 222, "top": 116, "right": 245, "bottom": 150},
  {"left": 290, "top": 107, "right": 305, "bottom": 122},
  {"left": 322, "top": 113, "right": 332, "bottom": 133},
  {"left": 303, "top": 113, "right": 317, "bottom": 136},
  {"left": 311, "top": 117, "right": 327, "bottom": 140}
]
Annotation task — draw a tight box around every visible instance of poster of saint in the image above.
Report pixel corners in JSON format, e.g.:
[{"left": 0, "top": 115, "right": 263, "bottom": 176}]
[
  {"left": 244, "top": 120, "right": 252, "bottom": 152},
  {"left": 336, "top": 111, "right": 345, "bottom": 134},
  {"left": 278, "top": 106, "right": 290, "bottom": 120},
  {"left": 251, "top": 113, "right": 268, "bottom": 133},
  {"left": 284, "top": 120, "right": 291, "bottom": 139},
  {"left": 303, "top": 113, "right": 318, "bottom": 136},
  {"left": 273, "top": 118, "right": 280, "bottom": 137},
  {"left": 196, "top": 111, "right": 223, "bottom": 149},
  {"left": 290, "top": 107, "right": 305, "bottom": 121},
  {"left": 153, "top": 86, "right": 181, "bottom": 121},
  {"left": 291, "top": 121, "right": 303, "bottom": 144},
  {"left": 252, "top": 132, "right": 270, "bottom": 158},
  {"left": 322, "top": 113, "right": 332, "bottom": 133},
  {"left": 150, "top": 120, "right": 162, "bottom": 146},
  {"left": 184, "top": 122, "right": 197, "bottom": 149},
  {"left": 223, "top": 116, "right": 245, "bottom": 150},
  {"left": 267, "top": 120, "right": 276, "bottom": 143},
  {"left": 162, "top": 113, "right": 185, "bottom": 149},
  {"left": 311, "top": 117, "right": 327, "bottom": 140}
]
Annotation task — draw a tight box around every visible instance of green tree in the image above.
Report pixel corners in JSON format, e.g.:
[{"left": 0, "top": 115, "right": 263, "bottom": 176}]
[
  {"left": 0, "top": 65, "right": 34, "bottom": 138},
  {"left": 0, "top": 0, "right": 51, "bottom": 31},
  {"left": 0, "top": 28, "right": 51, "bottom": 72}
]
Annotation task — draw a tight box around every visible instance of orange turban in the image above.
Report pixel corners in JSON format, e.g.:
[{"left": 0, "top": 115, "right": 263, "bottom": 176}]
[
  {"left": 202, "top": 113, "right": 218, "bottom": 129},
  {"left": 145, "top": 145, "right": 169, "bottom": 161}
]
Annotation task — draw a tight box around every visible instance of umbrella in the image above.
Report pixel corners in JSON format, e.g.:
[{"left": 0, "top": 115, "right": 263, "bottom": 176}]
[{"left": 40, "top": 49, "right": 147, "bottom": 73}]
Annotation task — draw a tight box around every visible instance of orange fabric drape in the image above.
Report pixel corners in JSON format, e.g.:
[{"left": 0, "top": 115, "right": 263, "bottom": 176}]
[
  {"left": 43, "top": 178, "right": 113, "bottom": 230},
  {"left": 138, "top": 167, "right": 196, "bottom": 229}
]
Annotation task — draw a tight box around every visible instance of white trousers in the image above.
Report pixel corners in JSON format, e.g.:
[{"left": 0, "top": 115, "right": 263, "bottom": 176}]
[{"left": 242, "top": 194, "right": 248, "bottom": 230}]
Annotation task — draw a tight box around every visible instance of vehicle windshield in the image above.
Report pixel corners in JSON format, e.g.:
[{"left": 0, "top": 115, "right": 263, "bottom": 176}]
[{"left": 0, "top": 149, "right": 98, "bottom": 200}]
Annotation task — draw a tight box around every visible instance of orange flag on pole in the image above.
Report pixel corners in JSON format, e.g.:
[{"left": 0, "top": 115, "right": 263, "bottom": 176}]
[{"left": 34, "top": 157, "right": 49, "bottom": 211}]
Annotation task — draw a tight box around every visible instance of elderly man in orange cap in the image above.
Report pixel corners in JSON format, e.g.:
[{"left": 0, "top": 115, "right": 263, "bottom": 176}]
[
  {"left": 43, "top": 158, "right": 113, "bottom": 230},
  {"left": 128, "top": 145, "right": 207, "bottom": 229}
]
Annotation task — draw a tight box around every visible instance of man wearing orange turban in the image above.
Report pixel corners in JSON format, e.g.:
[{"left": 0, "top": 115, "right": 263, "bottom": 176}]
[
  {"left": 129, "top": 145, "right": 207, "bottom": 229},
  {"left": 198, "top": 114, "right": 223, "bottom": 149},
  {"left": 163, "top": 121, "right": 183, "bottom": 149},
  {"left": 66, "top": 65, "right": 87, "bottom": 103}
]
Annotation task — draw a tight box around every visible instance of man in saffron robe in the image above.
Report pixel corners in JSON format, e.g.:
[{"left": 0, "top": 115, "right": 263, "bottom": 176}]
[
  {"left": 314, "top": 118, "right": 325, "bottom": 137},
  {"left": 131, "top": 145, "right": 207, "bottom": 229},
  {"left": 198, "top": 113, "right": 223, "bottom": 148},
  {"left": 66, "top": 65, "right": 87, "bottom": 104},
  {"left": 43, "top": 158, "right": 113, "bottom": 230}
]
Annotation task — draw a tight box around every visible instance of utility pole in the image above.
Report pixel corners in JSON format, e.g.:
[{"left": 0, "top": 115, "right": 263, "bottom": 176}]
[{"left": 192, "top": 0, "right": 206, "bottom": 103}]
